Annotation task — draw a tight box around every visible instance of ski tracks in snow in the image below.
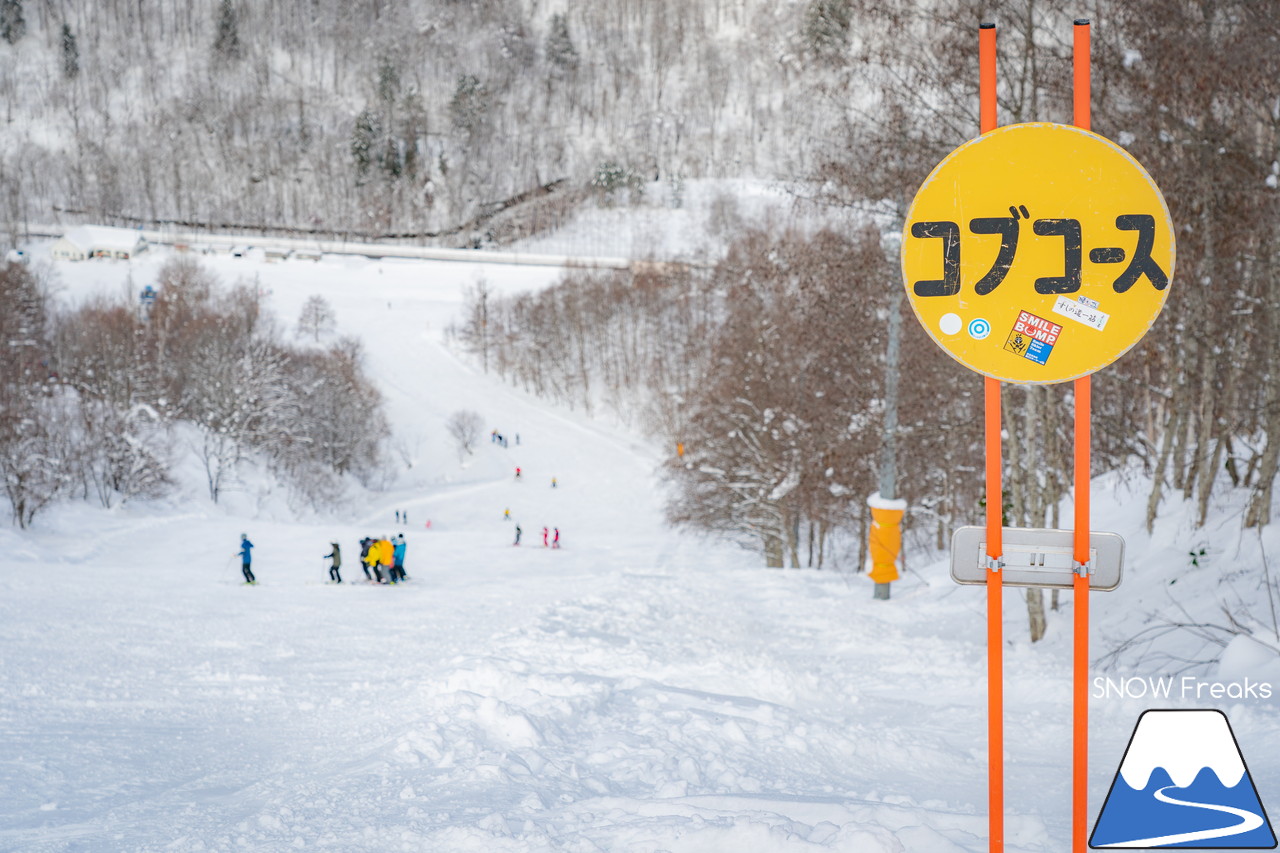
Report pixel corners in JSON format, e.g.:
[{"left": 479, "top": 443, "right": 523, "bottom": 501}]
[{"left": 323, "top": 568, "right": 1046, "bottom": 852}]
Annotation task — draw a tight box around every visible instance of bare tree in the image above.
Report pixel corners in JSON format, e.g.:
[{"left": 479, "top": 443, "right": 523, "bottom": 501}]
[
  {"left": 445, "top": 409, "right": 484, "bottom": 462},
  {"left": 456, "top": 280, "right": 491, "bottom": 373},
  {"left": 296, "top": 294, "right": 336, "bottom": 342}
]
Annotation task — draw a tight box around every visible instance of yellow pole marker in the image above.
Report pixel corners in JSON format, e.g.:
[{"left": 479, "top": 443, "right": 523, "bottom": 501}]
[
  {"left": 867, "top": 494, "right": 906, "bottom": 584},
  {"left": 902, "top": 122, "right": 1174, "bottom": 384}
]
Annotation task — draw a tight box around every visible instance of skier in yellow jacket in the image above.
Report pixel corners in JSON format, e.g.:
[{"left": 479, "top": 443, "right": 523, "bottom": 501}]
[{"left": 375, "top": 536, "right": 394, "bottom": 584}]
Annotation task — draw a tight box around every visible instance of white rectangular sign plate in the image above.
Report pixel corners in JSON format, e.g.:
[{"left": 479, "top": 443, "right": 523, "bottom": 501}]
[{"left": 950, "top": 526, "right": 1123, "bottom": 591}]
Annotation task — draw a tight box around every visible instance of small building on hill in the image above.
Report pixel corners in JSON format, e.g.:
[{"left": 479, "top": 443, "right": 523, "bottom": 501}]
[{"left": 51, "top": 226, "right": 148, "bottom": 261}]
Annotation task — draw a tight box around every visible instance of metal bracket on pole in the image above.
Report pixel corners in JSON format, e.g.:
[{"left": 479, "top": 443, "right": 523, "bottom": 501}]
[
  {"left": 1073, "top": 560, "right": 1090, "bottom": 578},
  {"left": 984, "top": 556, "right": 1005, "bottom": 573}
]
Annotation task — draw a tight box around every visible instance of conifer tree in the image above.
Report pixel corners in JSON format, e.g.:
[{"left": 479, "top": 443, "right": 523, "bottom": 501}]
[
  {"left": 213, "top": 0, "right": 242, "bottom": 60},
  {"left": 545, "top": 13, "right": 578, "bottom": 71},
  {"left": 0, "top": 0, "right": 26, "bottom": 45},
  {"left": 377, "top": 57, "right": 400, "bottom": 105},
  {"left": 375, "top": 58, "right": 402, "bottom": 180},
  {"left": 803, "top": 0, "right": 851, "bottom": 62},
  {"left": 350, "top": 108, "right": 380, "bottom": 178},
  {"left": 61, "top": 24, "right": 79, "bottom": 79},
  {"left": 448, "top": 75, "right": 488, "bottom": 136}
]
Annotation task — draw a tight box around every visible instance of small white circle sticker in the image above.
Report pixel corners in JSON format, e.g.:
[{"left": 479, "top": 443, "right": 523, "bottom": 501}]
[
  {"left": 939, "top": 313, "right": 962, "bottom": 335},
  {"left": 968, "top": 318, "right": 992, "bottom": 340}
]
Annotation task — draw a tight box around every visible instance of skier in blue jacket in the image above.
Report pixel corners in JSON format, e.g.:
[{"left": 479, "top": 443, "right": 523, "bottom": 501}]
[
  {"left": 239, "top": 534, "right": 255, "bottom": 584},
  {"left": 392, "top": 534, "right": 407, "bottom": 582}
]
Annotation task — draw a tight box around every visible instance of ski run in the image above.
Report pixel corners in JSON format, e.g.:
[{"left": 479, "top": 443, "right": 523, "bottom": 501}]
[{"left": 2, "top": 244, "right": 1278, "bottom": 852}]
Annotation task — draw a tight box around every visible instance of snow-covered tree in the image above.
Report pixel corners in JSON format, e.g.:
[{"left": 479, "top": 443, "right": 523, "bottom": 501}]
[
  {"left": 213, "top": 0, "right": 242, "bottom": 60},
  {"left": 0, "top": 395, "right": 72, "bottom": 528},
  {"left": 591, "top": 161, "right": 643, "bottom": 207},
  {"left": 803, "top": 0, "right": 852, "bottom": 63},
  {"left": 445, "top": 409, "right": 484, "bottom": 462},
  {"left": 544, "top": 13, "right": 578, "bottom": 72},
  {"left": 277, "top": 336, "right": 387, "bottom": 484},
  {"left": 448, "top": 75, "right": 488, "bottom": 137},
  {"left": 60, "top": 24, "right": 78, "bottom": 80},
  {"left": 350, "top": 108, "right": 381, "bottom": 179},
  {"left": 0, "top": 262, "right": 60, "bottom": 527},
  {"left": 73, "top": 399, "right": 172, "bottom": 509},
  {"left": 0, "top": 0, "right": 25, "bottom": 45},
  {"left": 665, "top": 229, "right": 886, "bottom": 567},
  {"left": 296, "top": 294, "right": 336, "bottom": 342}
]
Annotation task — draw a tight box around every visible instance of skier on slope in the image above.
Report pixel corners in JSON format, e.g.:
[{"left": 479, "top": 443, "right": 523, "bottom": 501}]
[
  {"left": 553, "top": 527, "right": 560, "bottom": 549},
  {"left": 366, "top": 537, "right": 380, "bottom": 583},
  {"left": 542, "top": 526, "right": 549, "bottom": 547},
  {"left": 392, "top": 534, "right": 407, "bottom": 582},
  {"left": 376, "top": 535, "right": 391, "bottom": 581},
  {"left": 359, "top": 537, "right": 373, "bottom": 581},
  {"left": 375, "top": 535, "right": 393, "bottom": 584},
  {"left": 325, "top": 542, "right": 342, "bottom": 584},
  {"left": 514, "top": 524, "right": 522, "bottom": 546},
  {"left": 239, "top": 534, "right": 256, "bottom": 584}
]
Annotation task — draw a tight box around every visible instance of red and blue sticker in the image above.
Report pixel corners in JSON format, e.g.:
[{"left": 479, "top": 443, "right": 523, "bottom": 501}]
[{"left": 1004, "top": 310, "right": 1063, "bottom": 366}]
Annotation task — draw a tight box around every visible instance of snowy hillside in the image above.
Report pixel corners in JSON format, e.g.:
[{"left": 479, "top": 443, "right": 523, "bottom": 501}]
[{"left": 1, "top": 245, "right": 1279, "bottom": 852}]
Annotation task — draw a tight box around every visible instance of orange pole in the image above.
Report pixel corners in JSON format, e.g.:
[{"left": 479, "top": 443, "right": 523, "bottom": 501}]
[
  {"left": 986, "top": 376, "right": 1004, "bottom": 853},
  {"left": 979, "top": 21, "right": 1003, "bottom": 853},
  {"left": 1072, "top": 18, "right": 1091, "bottom": 853},
  {"left": 980, "top": 24, "right": 997, "bottom": 138},
  {"left": 1073, "top": 20, "right": 1091, "bottom": 133}
]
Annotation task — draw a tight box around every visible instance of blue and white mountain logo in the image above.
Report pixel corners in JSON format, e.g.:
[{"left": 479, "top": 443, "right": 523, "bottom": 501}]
[{"left": 1091, "top": 709, "right": 1276, "bottom": 848}]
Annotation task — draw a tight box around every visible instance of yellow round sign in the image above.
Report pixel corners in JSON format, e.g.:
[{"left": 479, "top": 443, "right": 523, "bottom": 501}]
[{"left": 901, "top": 122, "right": 1174, "bottom": 384}]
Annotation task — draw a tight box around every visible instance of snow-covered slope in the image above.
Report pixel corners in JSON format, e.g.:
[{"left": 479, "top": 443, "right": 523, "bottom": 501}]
[{"left": 1, "top": 245, "right": 1278, "bottom": 852}]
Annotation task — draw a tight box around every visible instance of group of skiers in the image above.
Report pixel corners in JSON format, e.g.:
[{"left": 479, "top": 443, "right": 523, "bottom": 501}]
[
  {"left": 235, "top": 532, "right": 410, "bottom": 585},
  {"left": 349, "top": 534, "right": 409, "bottom": 584},
  {"left": 511, "top": 524, "right": 561, "bottom": 548},
  {"left": 234, "top": 420, "right": 568, "bottom": 584},
  {"left": 491, "top": 429, "right": 519, "bottom": 448}
]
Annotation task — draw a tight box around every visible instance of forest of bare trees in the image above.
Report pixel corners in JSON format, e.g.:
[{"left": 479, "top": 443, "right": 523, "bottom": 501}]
[
  {"left": 450, "top": 0, "right": 1280, "bottom": 644},
  {"left": 455, "top": 229, "right": 985, "bottom": 570},
  {"left": 817, "top": 0, "right": 1280, "bottom": 538},
  {"left": 0, "top": 257, "right": 388, "bottom": 525},
  {"left": 0, "top": 0, "right": 856, "bottom": 246},
  {"left": 3, "top": 0, "right": 1279, "bottom": 641}
]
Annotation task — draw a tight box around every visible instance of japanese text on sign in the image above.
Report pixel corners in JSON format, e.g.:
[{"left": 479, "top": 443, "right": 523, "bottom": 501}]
[
  {"left": 910, "top": 210, "right": 1169, "bottom": 299},
  {"left": 901, "top": 123, "right": 1175, "bottom": 384}
]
